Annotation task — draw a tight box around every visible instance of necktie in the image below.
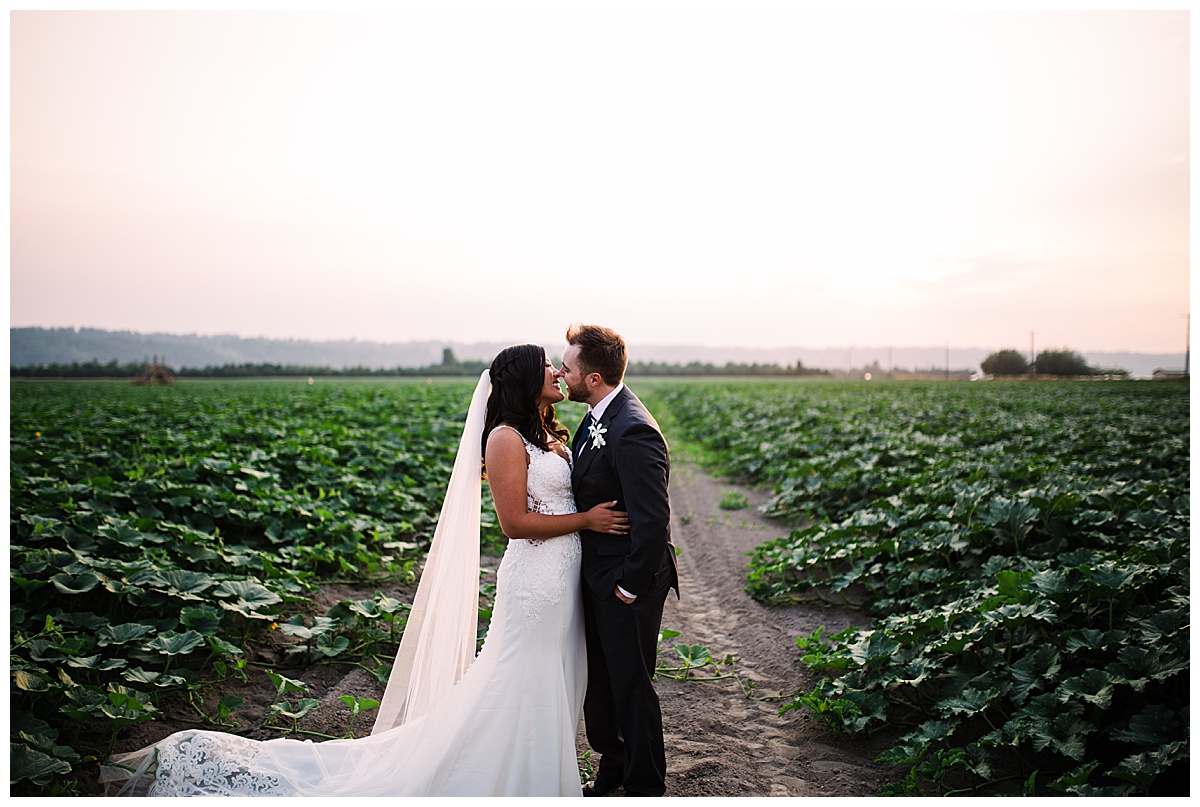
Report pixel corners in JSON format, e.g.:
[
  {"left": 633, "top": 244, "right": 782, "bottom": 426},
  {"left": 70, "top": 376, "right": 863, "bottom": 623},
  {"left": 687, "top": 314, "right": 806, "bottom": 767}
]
[{"left": 577, "top": 412, "right": 595, "bottom": 456}]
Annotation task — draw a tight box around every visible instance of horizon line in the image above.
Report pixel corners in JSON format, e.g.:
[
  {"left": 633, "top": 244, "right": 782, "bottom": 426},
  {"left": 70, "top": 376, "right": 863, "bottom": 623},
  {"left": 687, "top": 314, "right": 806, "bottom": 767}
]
[{"left": 8, "top": 325, "right": 1185, "bottom": 357}]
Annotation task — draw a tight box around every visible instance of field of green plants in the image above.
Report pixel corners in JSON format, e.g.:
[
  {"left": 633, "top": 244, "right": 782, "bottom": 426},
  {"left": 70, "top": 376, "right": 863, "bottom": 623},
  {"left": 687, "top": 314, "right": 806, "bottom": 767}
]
[
  {"left": 645, "top": 379, "right": 1189, "bottom": 796},
  {"left": 10, "top": 376, "right": 1189, "bottom": 796},
  {"left": 9, "top": 378, "right": 509, "bottom": 795}
]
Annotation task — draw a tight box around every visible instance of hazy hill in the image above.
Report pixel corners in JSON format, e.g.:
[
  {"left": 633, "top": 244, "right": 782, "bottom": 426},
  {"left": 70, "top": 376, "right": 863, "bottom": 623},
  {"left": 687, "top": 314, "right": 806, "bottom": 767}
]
[{"left": 9, "top": 327, "right": 1185, "bottom": 379}]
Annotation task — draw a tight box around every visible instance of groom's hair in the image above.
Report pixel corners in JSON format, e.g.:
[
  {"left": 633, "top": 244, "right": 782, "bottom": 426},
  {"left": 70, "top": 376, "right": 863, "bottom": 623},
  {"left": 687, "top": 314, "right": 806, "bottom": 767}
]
[{"left": 566, "top": 324, "right": 627, "bottom": 385}]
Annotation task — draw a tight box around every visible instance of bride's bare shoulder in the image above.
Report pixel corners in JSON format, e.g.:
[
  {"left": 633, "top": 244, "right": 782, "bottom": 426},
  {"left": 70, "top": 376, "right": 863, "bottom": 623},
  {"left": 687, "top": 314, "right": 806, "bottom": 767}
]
[
  {"left": 486, "top": 424, "right": 530, "bottom": 463},
  {"left": 487, "top": 423, "right": 524, "bottom": 444}
]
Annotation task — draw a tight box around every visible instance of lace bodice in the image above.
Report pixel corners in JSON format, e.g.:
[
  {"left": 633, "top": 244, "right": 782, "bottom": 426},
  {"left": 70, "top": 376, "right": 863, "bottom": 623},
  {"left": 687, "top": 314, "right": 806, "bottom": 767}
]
[
  {"left": 488, "top": 425, "right": 576, "bottom": 517},
  {"left": 488, "top": 426, "right": 581, "bottom": 629}
]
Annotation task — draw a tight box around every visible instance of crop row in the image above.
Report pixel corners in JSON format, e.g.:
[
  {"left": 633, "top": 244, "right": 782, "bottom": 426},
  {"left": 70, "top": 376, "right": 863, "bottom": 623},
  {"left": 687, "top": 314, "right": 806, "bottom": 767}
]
[
  {"left": 10, "top": 379, "right": 497, "bottom": 795},
  {"left": 647, "top": 379, "right": 1189, "bottom": 796}
]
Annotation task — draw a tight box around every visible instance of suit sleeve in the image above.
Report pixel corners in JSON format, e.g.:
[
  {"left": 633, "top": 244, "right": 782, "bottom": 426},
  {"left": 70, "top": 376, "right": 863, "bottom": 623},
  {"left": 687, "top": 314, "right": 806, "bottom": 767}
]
[{"left": 614, "top": 421, "right": 671, "bottom": 596}]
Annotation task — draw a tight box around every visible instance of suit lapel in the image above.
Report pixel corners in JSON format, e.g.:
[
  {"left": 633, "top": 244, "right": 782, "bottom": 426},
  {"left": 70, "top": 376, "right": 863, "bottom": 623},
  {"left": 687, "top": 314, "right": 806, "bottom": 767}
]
[{"left": 573, "top": 387, "right": 633, "bottom": 479}]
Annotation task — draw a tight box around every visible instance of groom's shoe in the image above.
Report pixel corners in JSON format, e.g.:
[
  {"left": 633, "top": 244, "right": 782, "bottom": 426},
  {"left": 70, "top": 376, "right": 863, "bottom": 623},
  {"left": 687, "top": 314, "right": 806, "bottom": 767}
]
[{"left": 582, "top": 780, "right": 621, "bottom": 797}]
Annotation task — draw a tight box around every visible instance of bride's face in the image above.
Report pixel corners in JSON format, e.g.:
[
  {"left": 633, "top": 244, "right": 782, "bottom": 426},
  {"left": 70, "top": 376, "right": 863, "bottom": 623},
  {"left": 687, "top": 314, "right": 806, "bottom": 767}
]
[{"left": 537, "top": 358, "right": 566, "bottom": 409}]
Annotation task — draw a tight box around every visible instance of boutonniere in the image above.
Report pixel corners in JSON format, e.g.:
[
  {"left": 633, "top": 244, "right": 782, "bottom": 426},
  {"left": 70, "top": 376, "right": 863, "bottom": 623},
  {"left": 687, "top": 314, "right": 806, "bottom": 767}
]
[{"left": 588, "top": 421, "right": 608, "bottom": 450}]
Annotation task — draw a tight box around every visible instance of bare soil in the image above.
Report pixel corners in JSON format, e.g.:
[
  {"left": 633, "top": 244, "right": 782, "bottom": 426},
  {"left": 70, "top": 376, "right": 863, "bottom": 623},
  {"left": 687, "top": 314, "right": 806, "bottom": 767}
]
[
  {"left": 644, "top": 456, "right": 895, "bottom": 796},
  {"left": 86, "top": 459, "right": 892, "bottom": 796}
]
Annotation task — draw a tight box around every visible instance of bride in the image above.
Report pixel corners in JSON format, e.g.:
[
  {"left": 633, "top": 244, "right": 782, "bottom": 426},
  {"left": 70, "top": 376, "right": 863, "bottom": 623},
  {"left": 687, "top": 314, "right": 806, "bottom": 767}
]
[{"left": 102, "top": 344, "right": 629, "bottom": 796}]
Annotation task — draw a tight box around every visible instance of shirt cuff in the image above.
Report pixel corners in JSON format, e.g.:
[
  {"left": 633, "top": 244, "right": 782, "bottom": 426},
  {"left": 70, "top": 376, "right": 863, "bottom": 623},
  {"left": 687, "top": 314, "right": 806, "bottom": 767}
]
[{"left": 617, "top": 584, "right": 637, "bottom": 601}]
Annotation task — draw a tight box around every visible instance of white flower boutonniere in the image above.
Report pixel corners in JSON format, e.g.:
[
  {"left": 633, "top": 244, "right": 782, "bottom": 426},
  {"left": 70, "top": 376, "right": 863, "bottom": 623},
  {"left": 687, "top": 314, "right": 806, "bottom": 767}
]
[{"left": 588, "top": 421, "right": 608, "bottom": 450}]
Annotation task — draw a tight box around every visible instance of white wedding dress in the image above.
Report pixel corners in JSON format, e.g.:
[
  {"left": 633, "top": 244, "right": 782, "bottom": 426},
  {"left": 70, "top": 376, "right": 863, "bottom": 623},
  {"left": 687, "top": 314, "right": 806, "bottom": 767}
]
[{"left": 104, "top": 424, "right": 586, "bottom": 797}]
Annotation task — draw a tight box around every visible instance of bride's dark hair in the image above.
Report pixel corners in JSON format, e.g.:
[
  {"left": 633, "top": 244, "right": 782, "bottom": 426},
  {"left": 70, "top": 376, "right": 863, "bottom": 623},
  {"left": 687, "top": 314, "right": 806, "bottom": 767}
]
[{"left": 482, "top": 344, "right": 570, "bottom": 459}]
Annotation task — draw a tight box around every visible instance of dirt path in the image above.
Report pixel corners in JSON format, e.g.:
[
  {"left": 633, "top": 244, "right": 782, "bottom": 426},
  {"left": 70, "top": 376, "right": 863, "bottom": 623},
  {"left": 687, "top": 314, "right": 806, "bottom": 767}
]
[{"left": 630, "top": 456, "right": 891, "bottom": 797}]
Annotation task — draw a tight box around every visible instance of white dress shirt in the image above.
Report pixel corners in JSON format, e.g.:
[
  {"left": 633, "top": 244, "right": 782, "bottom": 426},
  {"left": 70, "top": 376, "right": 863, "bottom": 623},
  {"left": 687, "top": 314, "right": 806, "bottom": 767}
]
[{"left": 588, "top": 382, "right": 625, "bottom": 424}]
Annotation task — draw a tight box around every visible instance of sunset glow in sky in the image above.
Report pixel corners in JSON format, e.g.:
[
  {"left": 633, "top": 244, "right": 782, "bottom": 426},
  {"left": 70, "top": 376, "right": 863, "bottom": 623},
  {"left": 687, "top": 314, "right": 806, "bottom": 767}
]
[{"left": 10, "top": 7, "right": 1190, "bottom": 353}]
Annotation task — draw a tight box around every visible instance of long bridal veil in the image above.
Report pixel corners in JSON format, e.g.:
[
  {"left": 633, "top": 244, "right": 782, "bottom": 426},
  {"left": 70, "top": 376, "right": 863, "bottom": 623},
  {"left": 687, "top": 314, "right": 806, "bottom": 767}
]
[
  {"left": 102, "top": 370, "right": 493, "bottom": 794},
  {"left": 373, "top": 369, "right": 490, "bottom": 731}
]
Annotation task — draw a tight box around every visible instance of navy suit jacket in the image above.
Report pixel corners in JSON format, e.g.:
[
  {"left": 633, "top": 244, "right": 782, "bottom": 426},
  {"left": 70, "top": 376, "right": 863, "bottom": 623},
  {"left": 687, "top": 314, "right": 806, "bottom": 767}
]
[{"left": 571, "top": 386, "right": 679, "bottom": 600}]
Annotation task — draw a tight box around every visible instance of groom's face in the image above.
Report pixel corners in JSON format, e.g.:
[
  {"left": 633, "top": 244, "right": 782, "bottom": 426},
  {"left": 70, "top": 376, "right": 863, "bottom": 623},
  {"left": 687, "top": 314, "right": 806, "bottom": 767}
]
[{"left": 559, "top": 344, "right": 595, "bottom": 405}]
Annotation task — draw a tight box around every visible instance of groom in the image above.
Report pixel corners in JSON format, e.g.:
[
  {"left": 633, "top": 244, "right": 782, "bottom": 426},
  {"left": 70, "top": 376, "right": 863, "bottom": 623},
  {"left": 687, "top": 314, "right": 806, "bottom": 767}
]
[{"left": 560, "top": 324, "right": 679, "bottom": 798}]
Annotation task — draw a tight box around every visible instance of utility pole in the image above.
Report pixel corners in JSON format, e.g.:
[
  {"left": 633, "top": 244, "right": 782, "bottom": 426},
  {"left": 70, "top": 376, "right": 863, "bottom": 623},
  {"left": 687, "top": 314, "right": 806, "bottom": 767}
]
[{"left": 1029, "top": 330, "right": 1036, "bottom": 380}]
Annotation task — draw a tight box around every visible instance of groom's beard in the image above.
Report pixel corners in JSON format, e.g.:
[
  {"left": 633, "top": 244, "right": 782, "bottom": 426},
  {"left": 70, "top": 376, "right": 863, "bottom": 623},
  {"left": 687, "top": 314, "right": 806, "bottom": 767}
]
[{"left": 564, "top": 377, "right": 590, "bottom": 403}]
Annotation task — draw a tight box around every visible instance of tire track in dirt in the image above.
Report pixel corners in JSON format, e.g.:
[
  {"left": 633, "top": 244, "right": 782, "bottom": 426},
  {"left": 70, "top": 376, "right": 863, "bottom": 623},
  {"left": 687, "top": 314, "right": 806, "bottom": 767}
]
[{"left": 641, "top": 457, "right": 892, "bottom": 797}]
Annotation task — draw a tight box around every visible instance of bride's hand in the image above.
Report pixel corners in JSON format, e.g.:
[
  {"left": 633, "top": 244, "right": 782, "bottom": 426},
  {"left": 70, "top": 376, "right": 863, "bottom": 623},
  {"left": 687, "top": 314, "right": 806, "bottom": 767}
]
[{"left": 585, "top": 501, "right": 629, "bottom": 535}]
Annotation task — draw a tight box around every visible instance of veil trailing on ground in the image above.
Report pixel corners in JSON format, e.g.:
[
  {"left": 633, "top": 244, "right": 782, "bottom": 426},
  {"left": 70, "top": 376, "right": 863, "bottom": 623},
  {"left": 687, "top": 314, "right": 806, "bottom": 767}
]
[{"left": 372, "top": 369, "right": 491, "bottom": 733}]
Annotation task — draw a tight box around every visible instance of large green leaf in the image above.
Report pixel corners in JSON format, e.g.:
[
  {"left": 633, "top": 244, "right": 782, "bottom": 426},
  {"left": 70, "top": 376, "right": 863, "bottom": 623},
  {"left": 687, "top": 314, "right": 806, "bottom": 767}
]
[
  {"left": 1058, "top": 669, "right": 1116, "bottom": 709},
  {"left": 1110, "top": 742, "right": 1188, "bottom": 792},
  {"left": 938, "top": 687, "right": 994, "bottom": 717},
  {"left": 265, "top": 670, "right": 308, "bottom": 696},
  {"left": 97, "top": 623, "right": 156, "bottom": 647},
  {"left": 271, "top": 697, "right": 320, "bottom": 721},
  {"left": 846, "top": 631, "right": 900, "bottom": 667},
  {"left": 1110, "top": 704, "right": 1184, "bottom": 746},
  {"left": 97, "top": 521, "right": 148, "bottom": 547},
  {"left": 1063, "top": 628, "right": 1106, "bottom": 654},
  {"left": 12, "top": 669, "right": 53, "bottom": 693},
  {"left": 1048, "top": 761, "right": 1101, "bottom": 794},
  {"left": 212, "top": 580, "right": 282, "bottom": 618},
  {"left": 122, "top": 667, "right": 188, "bottom": 687},
  {"left": 1022, "top": 566, "right": 1070, "bottom": 598},
  {"left": 1136, "top": 610, "right": 1186, "bottom": 643},
  {"left": 49, "top": 572, "right": 100, "bottom": 595},
  {"left": 1009, "top": 645, "right": 1061, "bottom": 705},
  {"left": 155, "top": 570, "right": 216, "bottom": 600},
  {"left": 56, "top": 611, "right": 109, "bottom": 631},
  {"left": 338, "top": 695, "right": 381, "bottom": 714},
  {"left": 10, "top": 742, "right": 73, "bottom": 784},
  {"left": 101, "top": 686, "right": 159, "bottom": 724},
  {"left": 279, "top": 615, "right": 338, "bottom": 640},
  {"left": 142, "top": 630, "right": 205, "bottom": 656},
  {"left": 315, "top": 633, "right": 350, "bottom": 658},
  {"left": 206, "top": 635, "right": 245, "bottom": 656},
  {"left": 65, "top": 655, "right": 127, "bottom": 671},
  {"left": 374, "top": 595, "right": 407, "bottom": 614},
  {"left": 673, "top": 644, "right": 713, "bottom": 667},
  {"left": 179, "top": 605, "right": 222, "bottom": 636},
  {"left": 347, "top": 599, "right": 380, "bottom": 618}
]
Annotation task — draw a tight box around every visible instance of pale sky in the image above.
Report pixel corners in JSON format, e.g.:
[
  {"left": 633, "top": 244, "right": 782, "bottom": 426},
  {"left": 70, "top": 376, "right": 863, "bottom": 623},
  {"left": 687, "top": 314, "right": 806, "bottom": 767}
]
[{"left": 9, "top": 5, "right": 1191, "bottom": 353}]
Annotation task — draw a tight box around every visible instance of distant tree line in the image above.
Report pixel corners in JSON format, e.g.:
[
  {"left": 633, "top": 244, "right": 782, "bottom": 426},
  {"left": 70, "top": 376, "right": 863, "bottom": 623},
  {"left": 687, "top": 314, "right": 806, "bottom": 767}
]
[
  {"left": 174, "top": 363, "right": 492, "bottom": 378},
  {"left": 10, "top": 359, "right": 147, "bottom": 378},
  {"left": 13, "top": 352, "right": 830, "bottom": 379},
  {"left": 14, "top": 350, "right": 1131, "bottom": 380},
  {"left": 626, "top": 360, "right": 830, "bottom": 377},
  {"left": 981, "top": 349, "right": 1129, "bottom": 378},
  {"left": 175, "top": 360, "right": 493, "bottom": 378},
  {"left": 6, "top": 359, "right": 436, "bottom": 379}
]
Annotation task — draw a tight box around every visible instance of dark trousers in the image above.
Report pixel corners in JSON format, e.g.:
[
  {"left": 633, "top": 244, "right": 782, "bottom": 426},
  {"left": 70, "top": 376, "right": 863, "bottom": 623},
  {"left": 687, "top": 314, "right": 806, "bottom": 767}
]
[{"left": 582, "top": 552, "right": 675, "bottom": 797}]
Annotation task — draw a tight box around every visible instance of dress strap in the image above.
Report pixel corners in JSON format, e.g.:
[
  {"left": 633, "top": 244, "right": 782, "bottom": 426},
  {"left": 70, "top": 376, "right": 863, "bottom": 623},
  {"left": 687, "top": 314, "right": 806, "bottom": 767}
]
[
  {"left": 489, "top": 424, "right": 530, "bottom": 444},
  {"left": 489, "top": 425, "right": 536, "bottom": 463}
]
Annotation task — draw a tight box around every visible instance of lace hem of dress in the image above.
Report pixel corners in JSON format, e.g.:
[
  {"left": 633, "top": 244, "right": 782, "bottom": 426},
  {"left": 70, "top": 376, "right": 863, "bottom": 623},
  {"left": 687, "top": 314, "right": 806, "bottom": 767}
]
[{"left": 149, "top": 732, "right": 293, "bottom": 796}]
